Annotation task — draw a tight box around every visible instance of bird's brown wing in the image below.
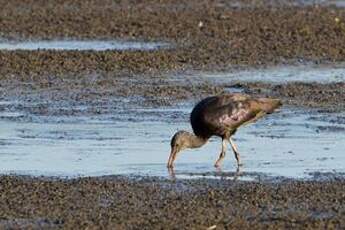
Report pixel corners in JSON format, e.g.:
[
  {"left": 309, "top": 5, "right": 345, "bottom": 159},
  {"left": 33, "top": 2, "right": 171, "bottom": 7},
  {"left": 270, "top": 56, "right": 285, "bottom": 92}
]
[
  {"left": 219, "top": 102, "right": 259, "bottom": 128},
  {"left": 241, "top": 110, "right": 266, "bottom": 126},
  {"left": 191, "top": 94, "right": 264, "bottom": 137},
  {"left": 203, "top": 99, "right": 261, "bottom": 132}
]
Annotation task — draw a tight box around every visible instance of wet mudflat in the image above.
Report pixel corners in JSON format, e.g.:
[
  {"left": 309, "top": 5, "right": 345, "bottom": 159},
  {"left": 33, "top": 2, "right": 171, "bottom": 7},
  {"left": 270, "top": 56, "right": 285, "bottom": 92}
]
[
  {"left": 0, "top": 64, "right": 344, "bottom": 228},
  {"left": 0, "top": 66, "right": 345, "bottom": 229},
  {"left": 1, "top": 0, "right": 345, "bottom": 228}
]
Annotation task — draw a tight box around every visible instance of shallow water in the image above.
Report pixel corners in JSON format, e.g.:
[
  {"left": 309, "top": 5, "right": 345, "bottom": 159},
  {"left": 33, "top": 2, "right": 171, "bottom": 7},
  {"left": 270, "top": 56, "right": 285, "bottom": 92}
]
[
  {"left": 0, "top": 40, "right": 170, "bottom": 51},
  {"left": 185, "top": 65, "right": 345, "bottom": 84},
  {"left": 0, "top": 104, "right": 344, "bottom": 180}
]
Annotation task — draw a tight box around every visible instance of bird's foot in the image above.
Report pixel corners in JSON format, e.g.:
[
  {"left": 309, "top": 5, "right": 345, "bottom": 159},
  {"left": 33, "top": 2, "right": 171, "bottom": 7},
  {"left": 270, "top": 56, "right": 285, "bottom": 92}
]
[
  {"left": 214, "top": 162, "right": 222, "bottom": 168},
  {"left": 167, "top": 167, "right": 176, "bottom": 180}
]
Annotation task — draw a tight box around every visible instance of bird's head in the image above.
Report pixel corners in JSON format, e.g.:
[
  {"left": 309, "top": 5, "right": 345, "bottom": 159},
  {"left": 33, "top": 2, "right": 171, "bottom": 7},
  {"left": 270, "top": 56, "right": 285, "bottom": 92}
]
[
  {"left": 167, "top": 131, "right": 189, "bottom": 167},
  {"left": 167, "top": 130, "right": 207, "bottom": 168},
  {"left": 257, "top": 98, "right": 282, "bottom": 114}
]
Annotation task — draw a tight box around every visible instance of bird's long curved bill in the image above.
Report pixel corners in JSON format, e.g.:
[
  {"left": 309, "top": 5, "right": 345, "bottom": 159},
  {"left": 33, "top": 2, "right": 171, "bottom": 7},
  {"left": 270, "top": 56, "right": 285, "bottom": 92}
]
[{"left": 167, "top": 148, "right": 177, "bottom": 168}]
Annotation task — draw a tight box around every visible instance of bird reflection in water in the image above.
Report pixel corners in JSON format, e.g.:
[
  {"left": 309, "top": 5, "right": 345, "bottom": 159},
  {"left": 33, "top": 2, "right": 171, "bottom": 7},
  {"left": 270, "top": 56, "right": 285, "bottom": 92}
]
[{"left": 168, "top": 165, "right": 242, "bottom": 181}]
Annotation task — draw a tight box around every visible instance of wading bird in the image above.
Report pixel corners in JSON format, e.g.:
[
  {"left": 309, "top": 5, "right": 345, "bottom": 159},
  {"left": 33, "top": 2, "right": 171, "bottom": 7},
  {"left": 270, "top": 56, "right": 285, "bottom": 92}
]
[{"left": 167, "top": 93, "right": 282, "bottom": 168}]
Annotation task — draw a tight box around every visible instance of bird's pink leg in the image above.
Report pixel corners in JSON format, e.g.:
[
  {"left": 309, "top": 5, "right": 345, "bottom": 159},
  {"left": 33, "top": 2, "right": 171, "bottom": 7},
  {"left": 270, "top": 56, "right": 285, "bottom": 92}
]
[
  {"left": 167, "top": 145, "right": 179, "bottom": 168},
  {"left": 167, "top": 150, "right": 177, "bottom": 168},
  {"left": 214, "top": 139, "right": 227, "bottom": 168},
  {"left": 168, "top": 167, "right": 176, "bottom": 180},
  {"left": 167, "top": 154, "right": 173, "bottom": 168},
  {"left": 229, "top": 137, "right": 242, "bottom": 166}
]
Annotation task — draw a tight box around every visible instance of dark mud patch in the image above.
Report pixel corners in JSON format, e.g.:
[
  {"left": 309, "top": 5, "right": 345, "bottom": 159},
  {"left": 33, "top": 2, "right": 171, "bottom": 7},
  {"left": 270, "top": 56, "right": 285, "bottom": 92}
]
[
  {"left": 309, "top": 114, "right": 345, "bottom": 124},
  {"left": 308, "top": 171, "right": 345, "bottom": 180},
  {"left": 0, "top": 175, "right": 344, "bottom": 229},
  {"left": 316, "top": 125, "right": 345, "bottom": 132}
]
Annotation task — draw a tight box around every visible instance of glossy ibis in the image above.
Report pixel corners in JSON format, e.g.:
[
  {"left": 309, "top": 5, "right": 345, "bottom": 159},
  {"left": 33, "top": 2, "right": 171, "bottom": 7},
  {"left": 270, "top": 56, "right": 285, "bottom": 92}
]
[{"left": 167, "top": 93, "right": 282, "bottom": 168}]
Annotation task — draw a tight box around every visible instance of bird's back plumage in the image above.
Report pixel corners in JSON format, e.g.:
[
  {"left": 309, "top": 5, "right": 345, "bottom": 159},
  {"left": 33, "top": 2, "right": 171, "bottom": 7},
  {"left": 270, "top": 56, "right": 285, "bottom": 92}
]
[{"left": 190, "top": 94, "right": 273, "bottom": 138}]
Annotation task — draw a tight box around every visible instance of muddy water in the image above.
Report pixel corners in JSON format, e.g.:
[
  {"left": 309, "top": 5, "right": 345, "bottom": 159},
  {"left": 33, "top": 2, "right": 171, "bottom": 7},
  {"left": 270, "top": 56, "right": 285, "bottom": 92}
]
[
  {"left": 0, "top": 40, "right": 170, "bottom": 51},
  {"left": 0, "top": 103, "right": 344, "bottom": 180}
]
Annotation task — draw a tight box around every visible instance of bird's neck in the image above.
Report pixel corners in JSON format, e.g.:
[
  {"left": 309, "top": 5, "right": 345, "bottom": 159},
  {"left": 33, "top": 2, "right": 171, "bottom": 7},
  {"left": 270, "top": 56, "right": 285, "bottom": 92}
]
[{"left": 187, "top": 133, "right": 208, "bottom": 149}]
